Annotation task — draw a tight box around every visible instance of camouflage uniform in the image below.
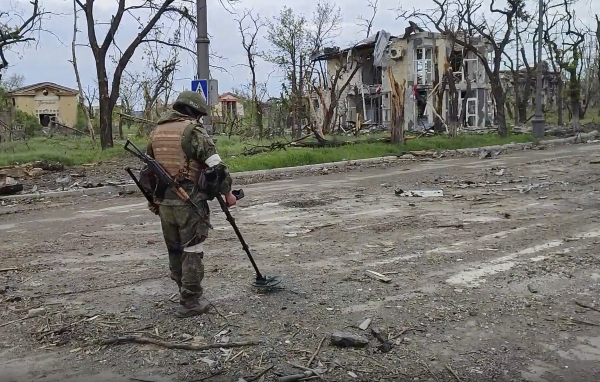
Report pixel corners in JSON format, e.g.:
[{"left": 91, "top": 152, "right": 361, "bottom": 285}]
[{"left": 145, "top": 92, "right": 232, "bottom": 318}]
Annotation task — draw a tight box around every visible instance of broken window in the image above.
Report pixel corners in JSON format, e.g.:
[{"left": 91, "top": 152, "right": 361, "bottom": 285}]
[
  {"left": 466, "top": 98, "right": 477, "bottom": 127},
  {"left": 463, "top": 57, "right": 480, "bottom": 83},
  {"left": 416, "top": 89, "right": 428, "bottom": 126},
  {"left": 414, "top": 47, "right": 432, "bottom": 85}
]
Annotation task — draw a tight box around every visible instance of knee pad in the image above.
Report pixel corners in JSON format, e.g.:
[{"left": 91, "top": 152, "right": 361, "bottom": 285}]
[{"left": 183, "top": 243, "right": 204, "bottom": 258}]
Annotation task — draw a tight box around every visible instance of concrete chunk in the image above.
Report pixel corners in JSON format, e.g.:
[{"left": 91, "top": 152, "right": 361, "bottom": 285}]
[{"left": 330, "top": 331, "right": 369, "bottom": 348}]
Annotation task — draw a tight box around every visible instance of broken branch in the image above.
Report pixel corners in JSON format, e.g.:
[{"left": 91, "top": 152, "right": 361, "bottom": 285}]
[
  {"left": 0, "top": 267, "right": 18, "bottom": 272},
  {"left": 445, "top": 364, "right": 463, "bottom": 382},
  {"left": 574, "top": 301, "right": 600, "bottom": 313},
  {"left": 100, "top": 336, "right": 261, "bottom": 351},
  {"left": 246, "top": 365, "right": 275, "bottom": 382},
  {"left": 307, "top": 336, "right": 327, "bottom": 368}
]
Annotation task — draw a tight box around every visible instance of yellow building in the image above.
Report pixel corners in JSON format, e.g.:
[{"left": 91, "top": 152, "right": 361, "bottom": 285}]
[{"left": 8, "top": 82, "right": 79, "bottom": 127}]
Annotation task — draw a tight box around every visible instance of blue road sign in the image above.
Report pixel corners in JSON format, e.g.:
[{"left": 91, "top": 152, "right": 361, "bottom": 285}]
[{"left": 191, "top": 79, "right": 208, "bottom": 102}]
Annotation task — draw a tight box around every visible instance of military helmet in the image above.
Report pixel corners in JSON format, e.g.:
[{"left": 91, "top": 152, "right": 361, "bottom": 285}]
[{"left": 172, "top": 90, "right": 208, "bottom": 117}]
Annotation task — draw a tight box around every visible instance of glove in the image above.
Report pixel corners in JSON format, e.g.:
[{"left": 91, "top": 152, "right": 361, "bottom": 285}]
[{"left": 148, "top": 202, "right": 159, "bottom": 215}]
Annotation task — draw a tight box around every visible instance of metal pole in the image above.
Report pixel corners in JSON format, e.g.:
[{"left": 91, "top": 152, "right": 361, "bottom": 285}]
[
  {"left": 196, "top": 0, "right": 212, "bottom": 130},
  {"left": 532, "top": 0, "right": 545, "bottom": 138}
]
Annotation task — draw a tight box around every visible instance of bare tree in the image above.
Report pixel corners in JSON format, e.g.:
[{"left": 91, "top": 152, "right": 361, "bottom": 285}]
[
  {"left": 1, "top": 73, "right": 24, "bottom": 91},
  {"left": 310, "top": 50, "right": 365, "bottom": 142},
  {"left": 74, "top": 0, "right": 195, "bottom": 149},
  {"left": 502, "top": 7, "right": 534, "bottom": 124},
  {"left": 236, "top": 9, "right": 266, "bottom": 138},
  {"left": 82, "top": 84, "right": 98, "bottom": 121},
  {"left": 0, "top": 0, "right": 44, "bottom": 81},
  {"left": 70, "top": 0, "right": 95, "bottom": 143},
  {"left": 266, "top": 1, "right": 342, "bottom": 139},
  {"left": 595, "top": 15, "right": 600, "bottom": 106},
  {"left": 544, "top": 0, "right": 587, "bottom": 130},
  {"left": 139, "top": 36, "right": 179, "bottom": 122},
  {"left": 356, "top": 0, "right": 378, "bottom": 39}
]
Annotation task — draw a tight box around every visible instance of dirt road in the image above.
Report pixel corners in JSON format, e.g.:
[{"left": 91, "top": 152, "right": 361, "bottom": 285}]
[{"left": 2, "top": 143, "right": 600, "bottom": 382}]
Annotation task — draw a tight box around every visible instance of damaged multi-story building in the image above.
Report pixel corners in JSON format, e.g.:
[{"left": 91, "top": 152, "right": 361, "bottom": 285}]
[{"left": 311, "top": 24, "right": 494, "bottom": 132}]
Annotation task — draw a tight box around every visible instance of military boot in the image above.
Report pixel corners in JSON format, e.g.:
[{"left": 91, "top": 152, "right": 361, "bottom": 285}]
[{"left": 176, "top": 295, "right": 211, "bottom": 318}]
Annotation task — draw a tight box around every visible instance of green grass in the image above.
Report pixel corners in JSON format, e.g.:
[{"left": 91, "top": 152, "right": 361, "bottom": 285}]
[
  {"left": 225, "top": 133, "right": 534, "bottom": 172},
  {"left": 0, "top": 132, "right": 533, "bottom": 171}
]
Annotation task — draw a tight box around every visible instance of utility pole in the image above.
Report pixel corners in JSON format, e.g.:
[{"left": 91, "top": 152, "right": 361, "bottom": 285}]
[
  {"left": 196, "top": 0, "right": 212, "bottom": 132},
  {"left": 532, "top": 0, "right": 545, "bottom": 138}
]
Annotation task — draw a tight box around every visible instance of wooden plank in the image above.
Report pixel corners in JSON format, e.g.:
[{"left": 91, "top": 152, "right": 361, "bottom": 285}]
[{"left": 365, "top": 270, "right": 392, "bottom": 283}]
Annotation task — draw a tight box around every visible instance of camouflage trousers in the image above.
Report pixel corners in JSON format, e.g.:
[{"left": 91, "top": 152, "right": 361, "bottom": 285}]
[{"left": 158, "top": 201, "right": 211, "bottom": 303}]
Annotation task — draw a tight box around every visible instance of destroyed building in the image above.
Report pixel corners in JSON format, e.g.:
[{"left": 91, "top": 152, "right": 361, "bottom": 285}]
[
  {"left": 311, "top": 25, "right": 494, "bottom": 132},
  {"left": 499, "top": 68, "right": 560, "bottom": 108}
]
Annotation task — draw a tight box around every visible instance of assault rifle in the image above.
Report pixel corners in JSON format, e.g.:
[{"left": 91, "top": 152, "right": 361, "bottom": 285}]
[{"left": 123, "top": 139, "right": 214, "bottom": 214}]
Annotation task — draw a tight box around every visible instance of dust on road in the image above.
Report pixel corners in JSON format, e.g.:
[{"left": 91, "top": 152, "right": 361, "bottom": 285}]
[{"left": 1, "top": 144, "right": 600, "bottom": 382}]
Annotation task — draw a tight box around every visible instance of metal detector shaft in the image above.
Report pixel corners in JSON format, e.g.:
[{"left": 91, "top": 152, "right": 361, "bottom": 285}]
[{"left": 215, "top": 194, "right": 264, "bottom": 281}]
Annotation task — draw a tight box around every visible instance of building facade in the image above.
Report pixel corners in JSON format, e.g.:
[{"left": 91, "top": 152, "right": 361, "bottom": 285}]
[
  {"left": 212, "top": 92, "right": 245, "bottom": 120},
  {"left": 7, "top": 82, "right": 79, "bottom": 127},
  {"left": 313, "top": 27, "right": 494, "bottom": 132}
]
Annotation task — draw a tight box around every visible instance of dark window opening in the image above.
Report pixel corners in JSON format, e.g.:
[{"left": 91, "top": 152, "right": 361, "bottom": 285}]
[
  {"left": 416, "top": 89, "right": 428, "bottom": 123},
  {"left": 39, "top": 114, "right": 55, "bottom": 127},
  {"left": 450, "top": 50, "right": 463, "bottom": 72}
]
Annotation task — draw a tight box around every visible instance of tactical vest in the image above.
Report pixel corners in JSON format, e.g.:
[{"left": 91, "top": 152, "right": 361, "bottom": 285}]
[{"left": 150, "top": 120, "right": 205, "bottom": 181}]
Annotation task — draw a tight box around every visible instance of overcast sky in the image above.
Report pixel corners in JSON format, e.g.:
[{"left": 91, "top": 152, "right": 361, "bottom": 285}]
[{"left": 4, "top": 0, "right": 596, "bottom": 107}]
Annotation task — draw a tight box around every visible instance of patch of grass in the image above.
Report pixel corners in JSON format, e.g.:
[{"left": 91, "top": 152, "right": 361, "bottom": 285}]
[
  {"left": 0, "top": 136, "right": 147, "bottom": 167},
  {"left": 0, "top": 132, "right": 533, "bottom": 171},
  {"left": 226, "top": 133, "right": 534, "bottom": 173}
]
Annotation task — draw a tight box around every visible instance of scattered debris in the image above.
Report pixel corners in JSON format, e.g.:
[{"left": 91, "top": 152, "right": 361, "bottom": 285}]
[
  {"left": 281, "top": 362, "right": 327, "bottom": 382},
  {"left": 245, "top": 365, "right": 274, "bottom": 382},
  {"left": 371, "top": 327, "right": 393, "bottom": 353},
  {"left": 0, "top": 176, "right": 23, "bottom": 195},
  {"left": 365, "top": 270, "right": 392, "bottom": 283},
  {"left": 27, "top": 307, "right": 46, "bottom": 317},
  {"left": 574, "top": 301, "right": 600, "bottom": 313},
  {"left": 200, "top": 357, "right": 216, "bottom": 366},
  {"left": 394, "top": 188, "right": 444, "bottom": 197},
  {"left": 278, "top": 369, "right": 319, "bottom": 382},
  {"left": 100, "top": 336, "right": 261, "bottom": 351},
  {"left": 358, "top": 318, "right": 372, "bottom": 330},
  {"left": 527, "top": 284, "right": 538, "bottom": 294},
  {"left": 478, "top": 150, "right": 499, "bottom": 160},
  {"left": 446, "top": 364, "right": 463, "bottom": 382},
  {"left": 347, "top": 371, "right": 358, "bottom": 378},
  {"left": 330, "top": 331, "right": 369, "bottom": 348},
  {"left": 306, "top": 336, "right": 326, "bottom": 368}
]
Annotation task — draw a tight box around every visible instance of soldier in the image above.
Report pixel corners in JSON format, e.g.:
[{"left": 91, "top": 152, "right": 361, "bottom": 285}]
[{"left": 143, "top": 91, "right": 237, "bottom": 318}]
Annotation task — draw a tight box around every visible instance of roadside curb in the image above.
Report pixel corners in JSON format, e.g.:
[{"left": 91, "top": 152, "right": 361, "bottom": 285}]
[{"left": 2, "top": 131, "right": 598, "bottom": 202}]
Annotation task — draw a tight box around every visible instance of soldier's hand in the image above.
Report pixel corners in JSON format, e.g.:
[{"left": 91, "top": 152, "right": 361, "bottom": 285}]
[
  {"left": 224, "top": 191, "right": 237, "bottom": 207},
  {"left": 148, "top": 202, "right": 159, "bottom": 215}
]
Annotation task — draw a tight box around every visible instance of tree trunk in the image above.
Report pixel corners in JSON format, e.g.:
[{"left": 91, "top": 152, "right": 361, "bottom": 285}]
[
  {"left": 71, "top": 0, "right": 95, "bottom": 144},
  {"left": 567, "top": 70, "right": 581, "bottom": 131},
  {"left": 572, "top": 98, "right": 581, "bottom": 131},
  {"left": 557, "top": 79, "right": 564, "bottom": 125},
  {"left": 98, "top": 97, "right": 114, "bottom": 149},
  {"left": 518, "top": 73, "right": 532, "bottom": 123},
  {"left": 446, "top": 70, "right": 459, "bottom": 138},
  {"left": 256, "top": 103, "right": 263, "bottom": 139},
  {"left": 388, "top": 67, "right": 405, "bottom": 144},
  {"left": 512, "top": 73, "right": 520, "bottom": 124},
  {"left": 491, "top": 82, "right": 508, "bottom": 136}
]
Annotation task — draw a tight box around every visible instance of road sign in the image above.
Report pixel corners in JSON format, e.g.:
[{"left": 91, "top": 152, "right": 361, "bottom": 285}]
[{"left": 191, "top": 79, "right": 208, "bottom": 103}]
